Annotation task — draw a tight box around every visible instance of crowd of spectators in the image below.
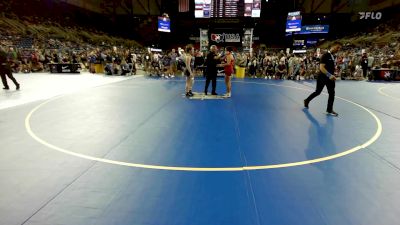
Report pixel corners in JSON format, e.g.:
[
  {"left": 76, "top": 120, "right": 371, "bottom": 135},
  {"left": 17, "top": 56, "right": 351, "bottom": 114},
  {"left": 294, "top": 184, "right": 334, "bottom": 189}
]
[
  {"left": 0, "top": 15, "right": 144, "bottom": 75},
  {"left": 1, "top": 14, "right": 399, "bottom": 79},
  {"left": 139, "top": 24, "right": 400, "bottom": 80},
  {"left": 2, "top": 36, "right": 398, "bottom": 80},
  {"left": 230, "top": 39, "right": 399, "bottom": 80},
  {"left": 0, "top": 35, "right": 147, "bottom": 75}
]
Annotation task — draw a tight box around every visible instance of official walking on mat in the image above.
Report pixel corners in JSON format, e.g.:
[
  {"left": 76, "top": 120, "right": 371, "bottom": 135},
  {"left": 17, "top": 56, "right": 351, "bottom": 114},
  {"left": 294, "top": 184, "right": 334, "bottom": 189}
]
[
  {"left": 304, "top": 42, "right": 342, "bottom": 116},
  {"left": 0, "top": 47, "right": 20, "bottom": 90}
]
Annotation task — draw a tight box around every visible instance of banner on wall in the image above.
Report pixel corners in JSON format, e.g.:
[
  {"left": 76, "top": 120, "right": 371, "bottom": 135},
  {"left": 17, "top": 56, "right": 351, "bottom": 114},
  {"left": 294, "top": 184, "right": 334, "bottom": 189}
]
[
  {"left": 299, "top": 25, "right": 329, "bottom": 34},
  {"left": 200, "top": 29, "right": 209, "bottom": 52},
  {"left": 210, "top": 33, "right": 241, "bottom": 43},
  {"left": 286, "top": 11, "right": 302, "bottom": 32},
  {"left": 209, "top": 29, "right": 243, "bottom": 46},
  {"left": 242, "top": 28, "right": 253, "bottom": 53}
]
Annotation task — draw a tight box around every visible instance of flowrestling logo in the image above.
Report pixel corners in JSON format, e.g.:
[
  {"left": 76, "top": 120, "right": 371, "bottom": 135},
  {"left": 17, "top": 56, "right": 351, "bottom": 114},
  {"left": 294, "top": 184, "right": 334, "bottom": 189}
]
[
  {"left": 359, "top": 12, "right": 382, "bottom": 20},
  {"left": 210, "top": 33, "right": 240, "bottom": 43}
]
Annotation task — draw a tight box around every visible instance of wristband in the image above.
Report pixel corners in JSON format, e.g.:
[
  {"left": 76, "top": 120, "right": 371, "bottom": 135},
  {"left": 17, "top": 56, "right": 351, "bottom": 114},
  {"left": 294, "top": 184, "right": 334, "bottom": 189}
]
[{"left": 326, "top": 72, "right": 334, "bottom": 78}]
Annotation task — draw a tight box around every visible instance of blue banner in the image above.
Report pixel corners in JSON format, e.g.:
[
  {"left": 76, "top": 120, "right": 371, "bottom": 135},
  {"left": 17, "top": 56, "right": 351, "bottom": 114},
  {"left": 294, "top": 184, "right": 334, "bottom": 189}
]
[
  {"left": 286, "top": 12, "right": 302, "bottom": 32},
  {"left": 299, "top": 25, "right": 329, "bottom": 34},
  {"left": 158, "top": 17, "right": 171, "bottom": 32},
  {"left": 286, "top": 20, "right": 302, "bottom": 32}
]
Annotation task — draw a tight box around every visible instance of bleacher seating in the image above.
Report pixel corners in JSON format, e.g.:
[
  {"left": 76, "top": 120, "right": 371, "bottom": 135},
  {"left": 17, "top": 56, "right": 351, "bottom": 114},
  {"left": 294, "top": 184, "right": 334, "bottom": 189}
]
[{"left": 16, "top": 38, "right": 34, "bottom": 49}]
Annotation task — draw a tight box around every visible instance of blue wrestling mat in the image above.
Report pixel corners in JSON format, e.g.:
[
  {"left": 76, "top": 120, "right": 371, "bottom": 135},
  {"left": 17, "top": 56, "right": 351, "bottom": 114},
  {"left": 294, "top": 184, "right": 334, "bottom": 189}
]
[{"left": 1, "top": 76, "right": 400, "bottom": 225}]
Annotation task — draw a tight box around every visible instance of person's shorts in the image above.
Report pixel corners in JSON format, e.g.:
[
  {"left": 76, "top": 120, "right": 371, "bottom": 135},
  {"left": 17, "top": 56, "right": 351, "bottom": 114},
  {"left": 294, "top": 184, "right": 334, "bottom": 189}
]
[{"left": 224, "top": 68, "right": 233, "bottom": 76}]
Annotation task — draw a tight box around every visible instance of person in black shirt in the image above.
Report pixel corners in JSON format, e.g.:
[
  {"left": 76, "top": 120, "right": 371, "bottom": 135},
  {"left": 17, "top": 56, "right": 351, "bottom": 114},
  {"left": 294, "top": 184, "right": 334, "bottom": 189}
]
[
  {"left": 304, "top": 42, "right": 342, "bottom": 116},
  {"left": 204, "top": 45, "right": 221, "bottom": 95},
  {"left": 0, "top": 47, "right": 20, "bottom": 90},
  {"left": 361, "top": 52, "right": 368, "bottom": 78}
]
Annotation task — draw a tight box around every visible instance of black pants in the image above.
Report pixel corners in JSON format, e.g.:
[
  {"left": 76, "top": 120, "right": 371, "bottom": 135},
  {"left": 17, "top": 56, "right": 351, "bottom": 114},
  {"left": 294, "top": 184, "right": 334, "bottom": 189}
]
[
  {"left": 362, "top": 67, "right": 368, "bottom": 78},
  {"left": 205, "top": 74, "right": 217, "bottom": 94},
  {"left": 1, "top": 67, "right": 19, "bottom": 88},
  {"left": 305, "top": 74, "right": 335, "bottom": 112}
]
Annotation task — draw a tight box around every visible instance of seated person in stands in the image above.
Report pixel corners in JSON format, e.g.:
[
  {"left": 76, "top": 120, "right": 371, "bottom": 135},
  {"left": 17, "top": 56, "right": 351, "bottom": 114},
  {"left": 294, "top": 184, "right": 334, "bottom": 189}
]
[
  {"left": 113, "top": 55, "right": 122, "bottom": 75},
  {"left": 72, "top": 54, "right": 78, "bottom": 64},
  {"left": 265, "top": 61, "right": 275, "bottom": 79},
  {"left": 248, "top": 56, "right": 258, "bottom": 78},
  {"left": 105, "top": 54, "right": 113, "bottom": 75},
  {"left": 120, "top": 58, "right": 130, "bottom": 75},
  {"left": 80, "top": 53, "right": 87, "bottom": 71},
  {"left": 131, "top": 52, "right": 137, "bottom": 75},
  {"left": 275, "top": 60, "right": 287, "bottom": 79},
  {"left": 20, "top": 50, "right": 31, "bottom": 73},
  {"left": 353, "top": 65, "right": 363, "bottom": 78},
  {"left": 381, "top": 62, "right": 390, "bottom": 69},
  {"left": 30, "top": 61, "right": 43, "bottom": 72},
  {"left": 151, "top": 54, "right": 161, "bottom": 76},
  {"left": 62, "top": 54, "right": 70, "bottom": 63},
  {"left": 30, "top": 50, "right": 43, "bottom": 72},
  {"left": 10, "top": 60, "right": 20, "bottom": 73},
  {"left": 126, "top": 53, "right": 134, "bottom": 74},
  {"left": 52, "top": 53, "right": 60, "bottom": 64},
  {"left": 88, "top": 53, "right": 97, "bottom": 73},
  {"left": 104, "top": 64, "right": 113, "bottom": 75},
  {"left": 39, "top": 51, "right": 47, "bottom": 71}
]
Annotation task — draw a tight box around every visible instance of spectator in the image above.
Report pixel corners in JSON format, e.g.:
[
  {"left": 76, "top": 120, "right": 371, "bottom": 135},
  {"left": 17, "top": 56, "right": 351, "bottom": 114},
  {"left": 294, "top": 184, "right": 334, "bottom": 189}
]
[{"left": 275, "top": 60, "right": 287, "bottom": 79}]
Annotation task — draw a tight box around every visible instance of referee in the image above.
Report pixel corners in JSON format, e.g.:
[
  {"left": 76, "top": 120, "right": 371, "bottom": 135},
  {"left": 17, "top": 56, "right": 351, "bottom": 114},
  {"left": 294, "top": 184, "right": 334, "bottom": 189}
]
[
  {"left": 0, "top": 47, "right": 20, "bottom": 90},
  {"left": 204, "top": 45, "right": 220, "bottom": 95},
  {"left": 304, "top": 42, "right": 342, "bottom": 116}
]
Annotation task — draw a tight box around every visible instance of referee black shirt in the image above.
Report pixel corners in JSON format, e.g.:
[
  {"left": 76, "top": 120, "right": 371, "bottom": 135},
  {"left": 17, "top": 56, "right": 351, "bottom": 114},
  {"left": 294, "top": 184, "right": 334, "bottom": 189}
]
[
  {"left": 319, "top": 52, "right": 335, "bottom": 76},
  {"left": 0, "top": 50, "right": 10, "bottom": 70},
  {"left": 206, "top": 51, "right": 218, "bottom": 75}
]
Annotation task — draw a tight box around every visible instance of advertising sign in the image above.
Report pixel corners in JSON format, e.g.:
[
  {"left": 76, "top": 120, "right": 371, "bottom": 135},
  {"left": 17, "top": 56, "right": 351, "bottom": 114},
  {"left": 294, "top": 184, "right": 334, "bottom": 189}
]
[
  {"left": 286, "top": 11, "right": 302, "bottom": 32},
  {"left": 158, "top": 17, "right": 171, "bottom": 32},
  {"left": 359, "top": 12, "right": 382, "bottom": 20},
  {"left": 293, "top": 40, "right": 305, "bottom": 46},
  {"left": 210, "top": 32, "right": 241, "bottom": 44},
  {"left": 299, "top": 25, "right": 329, "bottom": 34},
  {"left": 200, "top": 29, "right": 209, "bottom": 52}
]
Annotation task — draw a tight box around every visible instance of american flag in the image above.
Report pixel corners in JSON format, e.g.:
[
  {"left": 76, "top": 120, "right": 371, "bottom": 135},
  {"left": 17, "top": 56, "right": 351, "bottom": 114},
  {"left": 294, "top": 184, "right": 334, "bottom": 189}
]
[{"left": 179, "top": 0, "right": 189, "bottom": 12}]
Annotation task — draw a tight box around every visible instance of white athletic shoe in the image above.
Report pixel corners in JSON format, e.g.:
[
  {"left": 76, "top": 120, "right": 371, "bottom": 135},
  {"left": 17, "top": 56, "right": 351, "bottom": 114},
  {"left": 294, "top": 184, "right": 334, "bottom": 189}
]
[{"left": 326, "top": 111, "right": 339, "bottom": 117}]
